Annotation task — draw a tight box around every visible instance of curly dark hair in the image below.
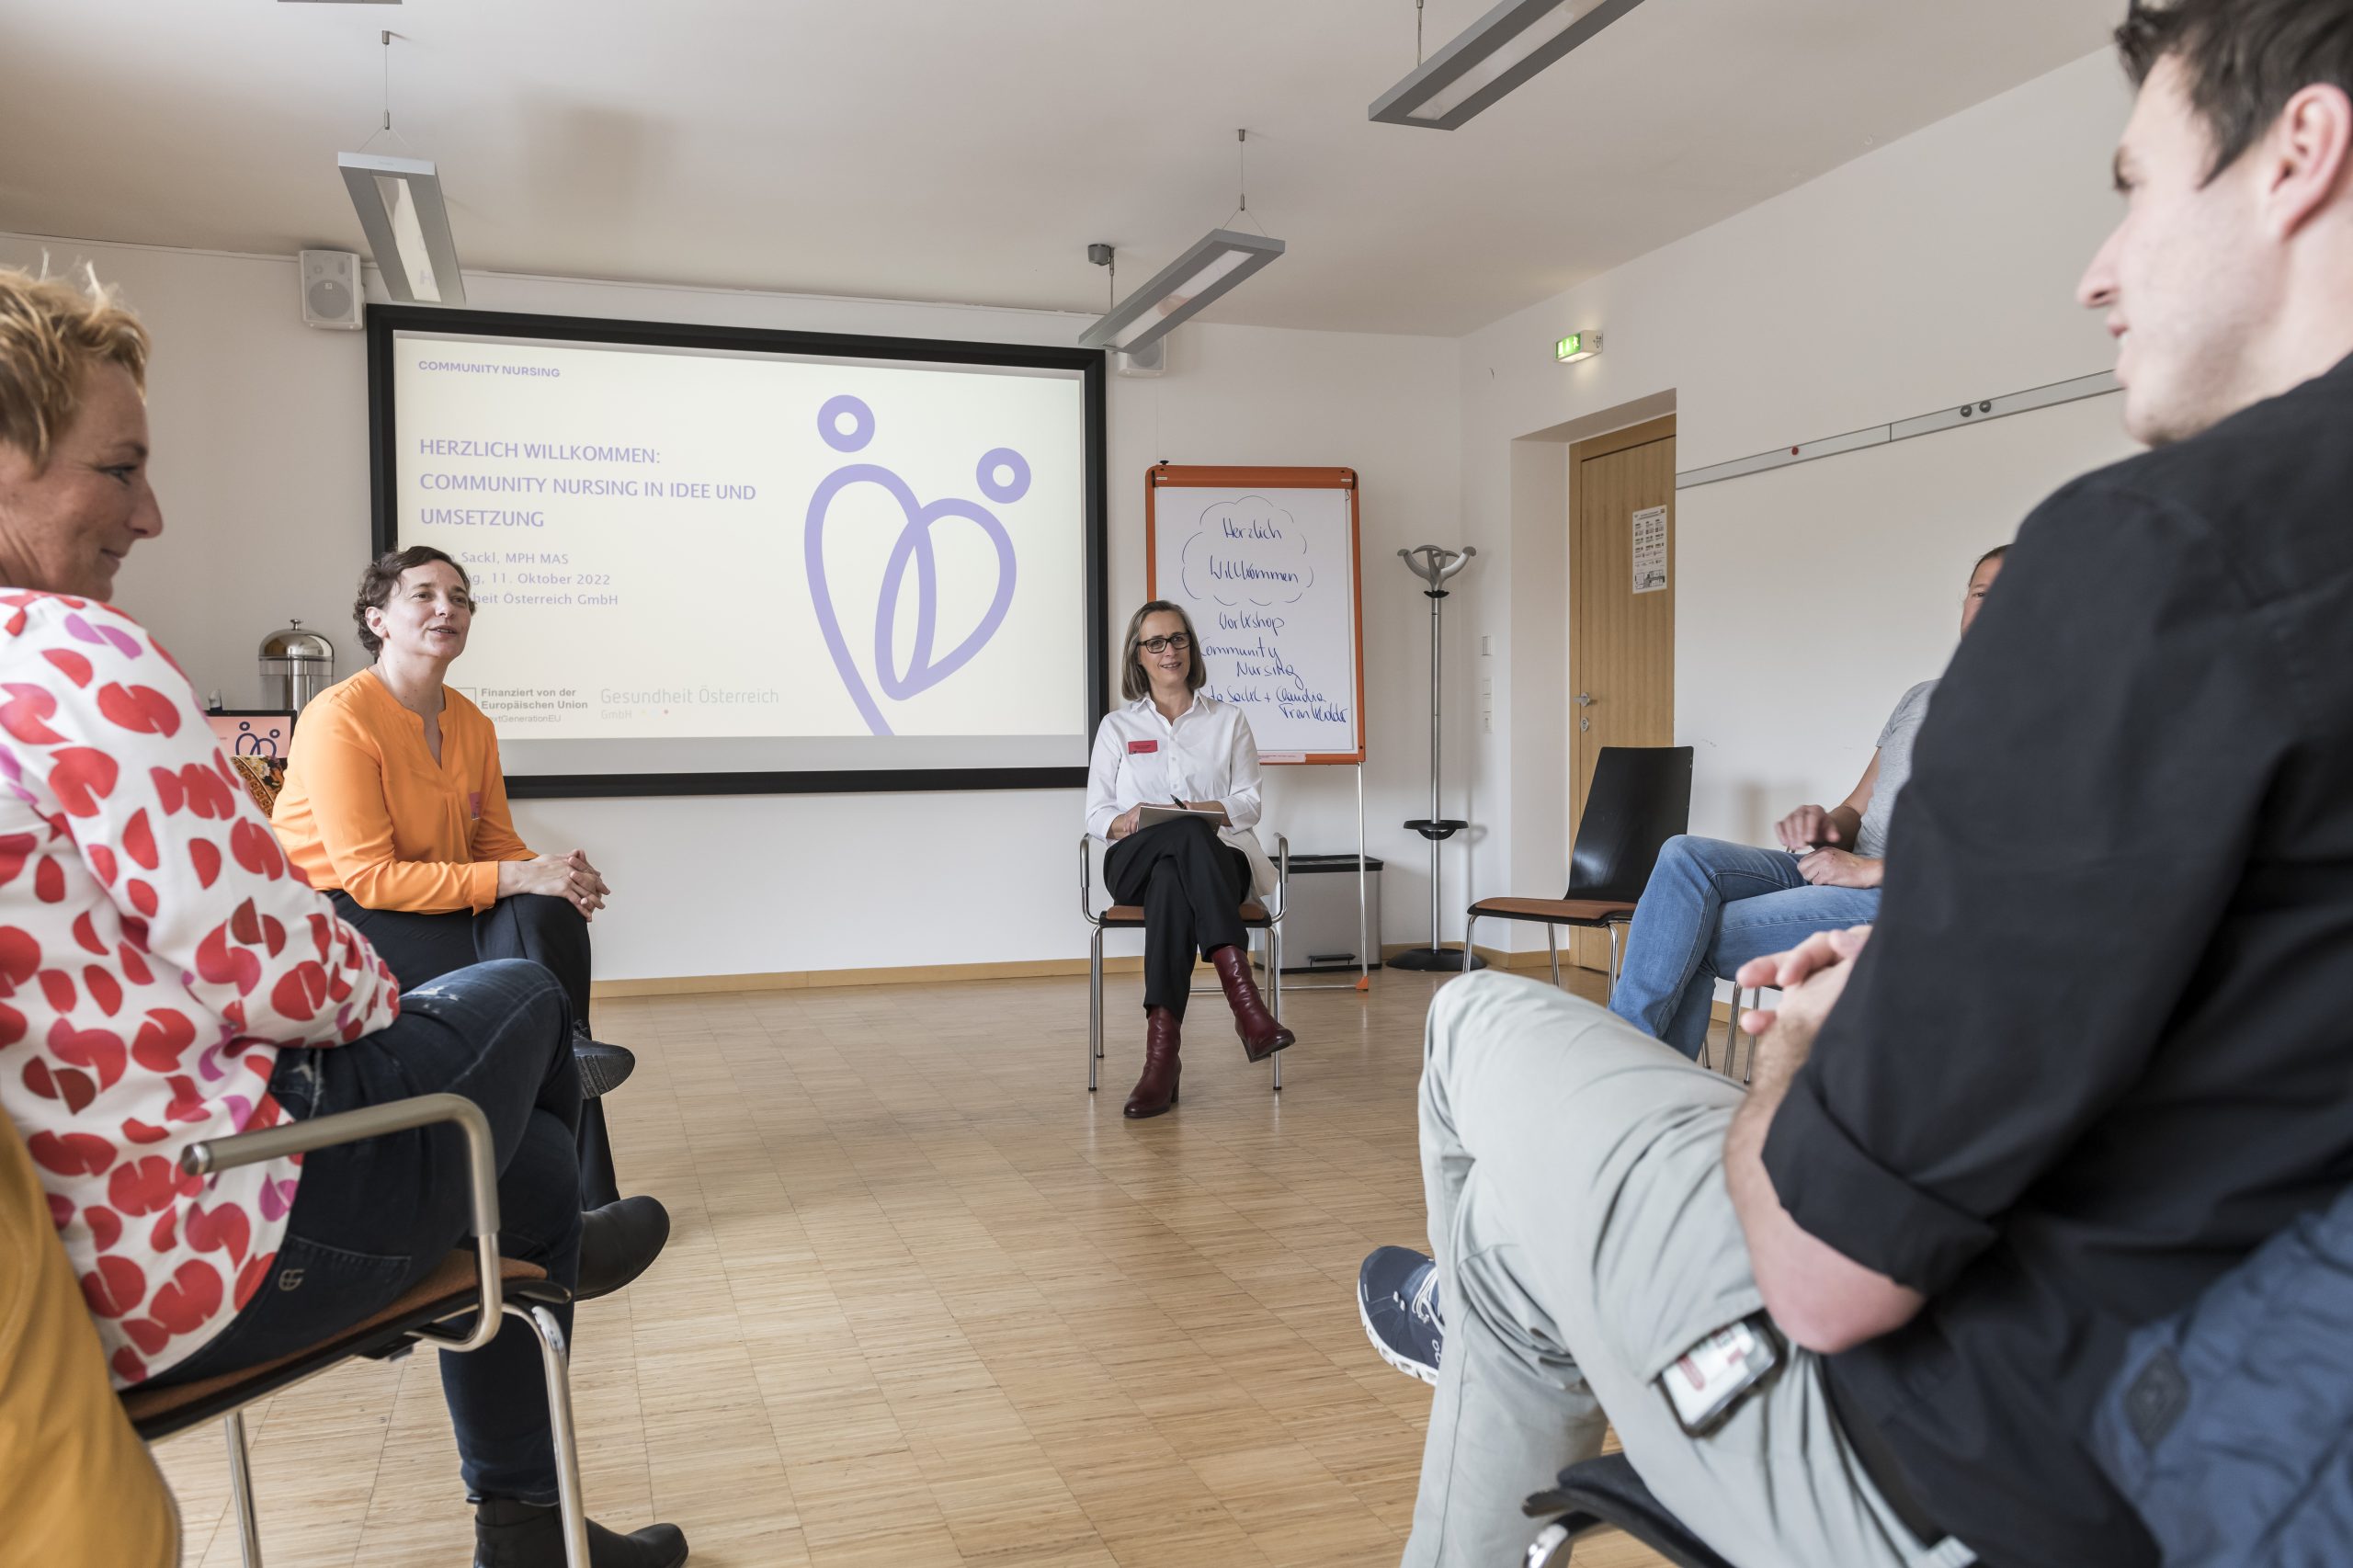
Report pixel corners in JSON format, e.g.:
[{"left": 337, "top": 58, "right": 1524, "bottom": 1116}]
[
  {"left": 2117, "top": 0, "right": 2353, "bottom": 184},
  {"left": 353, "top": 545, "right": 472, "bottom": 656}
]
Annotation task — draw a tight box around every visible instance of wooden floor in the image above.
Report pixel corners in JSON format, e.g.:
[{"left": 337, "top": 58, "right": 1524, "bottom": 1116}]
[{"left": 157, "top": 963, "right": 1665, "bottom": 1568}]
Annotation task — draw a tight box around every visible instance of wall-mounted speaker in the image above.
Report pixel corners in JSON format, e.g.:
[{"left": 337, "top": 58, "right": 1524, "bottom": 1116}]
[
  {"left": 1115, "top": 336, "right": 1167, "bottom": 378},
  {"left": 299, "top": 249, "right": 363, "bottom": 330}
]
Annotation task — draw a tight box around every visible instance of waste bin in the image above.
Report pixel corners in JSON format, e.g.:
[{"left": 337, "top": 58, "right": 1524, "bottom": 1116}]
[{"left": 1280, "top": 854, "right": 1383, "bottom": 973}]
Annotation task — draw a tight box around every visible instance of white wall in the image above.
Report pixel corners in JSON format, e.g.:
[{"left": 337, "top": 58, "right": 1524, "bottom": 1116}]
[
  {"left": 0, "top": 233, "right": 1460, "bottom": 980},
  {"left": 1451, "top": 50, "right": 2144, "bottom": 945},
  {"left": 4, "top": 46, "right": 2158, "bottom": 978}
]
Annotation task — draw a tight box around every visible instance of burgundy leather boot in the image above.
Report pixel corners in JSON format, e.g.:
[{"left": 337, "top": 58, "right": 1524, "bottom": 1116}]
[
  {"left": 1123, "top": 1007, "right": 1182, "bottom": 1119},
  {"left": 1210, "top": 945, "right": 1296, "bottom": 1062}
]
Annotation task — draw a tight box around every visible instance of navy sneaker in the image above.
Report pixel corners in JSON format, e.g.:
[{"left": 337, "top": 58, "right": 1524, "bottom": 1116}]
[{"left": 1358, "top": 1245, "right": 1443, "bottom": 1385}]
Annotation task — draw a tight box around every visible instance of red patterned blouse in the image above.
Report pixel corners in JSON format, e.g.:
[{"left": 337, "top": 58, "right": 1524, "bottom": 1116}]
[{"left": 0, "top": 593, "right": 401, "bottom": 1386}]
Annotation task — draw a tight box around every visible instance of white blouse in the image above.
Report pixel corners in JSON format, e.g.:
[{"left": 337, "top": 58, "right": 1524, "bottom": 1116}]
[{"left": 1085, "top": 693, "right": 1275, "bottom": 895}]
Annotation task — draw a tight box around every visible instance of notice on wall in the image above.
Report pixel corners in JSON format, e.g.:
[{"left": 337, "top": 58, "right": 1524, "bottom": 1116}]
[{"left": 1631, "top": 505, "right": 1669, "bottom": 595}]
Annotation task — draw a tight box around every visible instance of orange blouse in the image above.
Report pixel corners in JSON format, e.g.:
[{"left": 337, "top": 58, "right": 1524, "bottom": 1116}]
[{"left": 272, "top": 669, "right": 534, "bottom": 914}]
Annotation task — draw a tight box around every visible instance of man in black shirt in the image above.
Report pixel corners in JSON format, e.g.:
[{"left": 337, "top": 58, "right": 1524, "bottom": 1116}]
[
  {"left": 1380, "top": 5, "right": 2353, "bottom": 1566},
  {"left": 1736, "top": 2, "right": 2353, "bottom": 1562}
]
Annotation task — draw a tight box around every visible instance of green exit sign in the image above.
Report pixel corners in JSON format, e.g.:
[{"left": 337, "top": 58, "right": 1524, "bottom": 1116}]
[{"left": 1555, "top": 331, "right": 1602, "bottom": 363}]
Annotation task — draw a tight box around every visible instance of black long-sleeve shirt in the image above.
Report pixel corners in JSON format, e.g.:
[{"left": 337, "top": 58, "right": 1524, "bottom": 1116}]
[{"left": 1761, "top": 354, "right": 2353, "bottom": 1568}]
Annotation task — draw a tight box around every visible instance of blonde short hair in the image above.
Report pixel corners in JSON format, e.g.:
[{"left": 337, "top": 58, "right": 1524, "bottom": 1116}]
[{"left": 0, "top": 266, "right": 151, "bottom": 470}]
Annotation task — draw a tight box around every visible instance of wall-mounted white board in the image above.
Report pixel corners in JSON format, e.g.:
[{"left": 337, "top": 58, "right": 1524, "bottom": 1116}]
[{"left": 1144, "top": 466, "right": 1365, "bottom": 764}]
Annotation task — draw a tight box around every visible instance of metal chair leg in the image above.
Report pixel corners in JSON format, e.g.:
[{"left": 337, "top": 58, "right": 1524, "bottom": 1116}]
[
  {"left": 1720, "top": 986, "right": 1753, "bottom": 1082},
  {"left": 1742, "top": 987, "right": 1759, "bottom": 1086},
  {"left": 506, "top": 1301, "right": 592, "bottom": 1568},
  {"left": 1605, "top": 921, "right": 1623, "bottom": 1005},
  {"left": 1269, "top": 923, "right": 1283, "bottom": 1093},
  {"left": 1546, "top": 926, "right": 1560, "bottom": 987},
  {"left": 1088, "top": 928, "right": 1104, "bottom": 1091},
  {"left": 224, "top": 1407, "right": 264, "bottom": 1568},
  {"left": 1268, "top": 925, "right": 1281, "bottom": 1023}
]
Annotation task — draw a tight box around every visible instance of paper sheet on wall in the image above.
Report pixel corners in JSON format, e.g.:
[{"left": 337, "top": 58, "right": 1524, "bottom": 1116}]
[
  {"left": 1148, "top": 484, "right": 1361, "bottom": 759},
  {"left": 1631, "top": 506, "right": 1669, "bottom": 595}
]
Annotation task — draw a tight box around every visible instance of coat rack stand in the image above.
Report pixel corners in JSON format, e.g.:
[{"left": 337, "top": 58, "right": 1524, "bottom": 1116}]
[{"left": 1386, "top": 543, "right": 1483, "bottom": 972}]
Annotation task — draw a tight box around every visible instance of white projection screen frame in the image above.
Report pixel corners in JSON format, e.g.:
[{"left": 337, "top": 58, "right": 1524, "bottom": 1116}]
[{"left": 367, "top": 306, "right": 1108, "bottom": 798}]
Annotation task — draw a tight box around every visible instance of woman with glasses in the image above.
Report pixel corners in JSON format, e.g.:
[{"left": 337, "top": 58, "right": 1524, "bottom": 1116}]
[{"left": 1086, "top": 600, "right": 1295, "bottom": 1118}]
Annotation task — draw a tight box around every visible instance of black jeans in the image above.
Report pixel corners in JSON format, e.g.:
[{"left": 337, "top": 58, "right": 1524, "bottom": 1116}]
[
  {"left": 331, "top": 891, "right": 620, "bottom": 1209},
  {"left": 153, "top": 958, "right": 582, "bottom": 1505},
  {"left": 1105, "top": 815, "right": 1252, "bottom": 1018}
]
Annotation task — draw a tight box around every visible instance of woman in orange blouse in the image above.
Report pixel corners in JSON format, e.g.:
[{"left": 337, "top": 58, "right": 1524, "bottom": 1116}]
[{"left": 273, "top": 545, "right": 636, "bottom": 1205}]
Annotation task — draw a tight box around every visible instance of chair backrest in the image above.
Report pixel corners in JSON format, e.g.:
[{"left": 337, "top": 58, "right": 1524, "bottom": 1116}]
[{"left": 1566, "top": 745, "right": 1693, "bottom": 904}]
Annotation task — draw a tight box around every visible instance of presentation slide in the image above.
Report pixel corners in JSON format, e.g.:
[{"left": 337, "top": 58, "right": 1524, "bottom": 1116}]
[{"left": 378, "top": 315, "right": 1102, "bottom": 790}]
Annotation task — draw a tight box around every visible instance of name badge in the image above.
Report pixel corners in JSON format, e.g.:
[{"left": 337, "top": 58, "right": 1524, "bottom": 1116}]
[
  {"left": 1127, "top": 740, "right": 1159, "bottom": 755},
  {"left": 469, "top": 790, "right": 483, "bottom": 819}
]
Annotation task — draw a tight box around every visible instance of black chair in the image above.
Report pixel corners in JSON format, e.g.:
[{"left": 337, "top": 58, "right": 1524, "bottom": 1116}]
[
  {"left": 1464, "top": 746, "right": 1693, "bottom": 994},
  {"left": 1519, "top": 1453, "right": 1735, "bottom": 1568}
]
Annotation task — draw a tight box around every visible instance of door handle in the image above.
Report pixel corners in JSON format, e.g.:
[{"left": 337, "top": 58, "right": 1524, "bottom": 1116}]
[{"left": 1574, "top": 692, "right": 1596, "bottom": 707}]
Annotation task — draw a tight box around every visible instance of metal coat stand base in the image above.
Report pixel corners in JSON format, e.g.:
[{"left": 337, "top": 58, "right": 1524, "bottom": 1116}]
[
  {"left": 1386, "top": 543, "right": 1480, "bottom": 973},
  {"left": 1384, "top": 945, "right": 1484, "bottom": 971}
]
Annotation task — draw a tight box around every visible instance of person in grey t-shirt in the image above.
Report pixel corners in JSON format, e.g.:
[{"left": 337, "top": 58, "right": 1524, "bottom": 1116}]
[{"left": 1606, "top": 547, "right": 2006, "bottom": 1057}]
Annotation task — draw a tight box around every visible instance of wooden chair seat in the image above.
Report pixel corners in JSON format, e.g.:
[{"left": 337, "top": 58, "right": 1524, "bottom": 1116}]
[
  {"left": 1469, "top": 895, "right": 1635, "bottom": 926},
  {"left": 123, "top": 1250, "right": 554, "bottom": 1443},
  {"left": 1098, "top": 900, "right": 1271, "bottom": 927}
]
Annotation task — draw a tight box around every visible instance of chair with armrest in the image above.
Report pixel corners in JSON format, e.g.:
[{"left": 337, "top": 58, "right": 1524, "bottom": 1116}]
[
  {"left": 1081, "top": 832, "right": 1290, "bottom": 1093},
  {"left": 119, "top": 1094, "right": 594, "bottom": 1568},
  {"left": 1464, "top": 746, "right": 1693, "bottom": 997},
  {"left": 1518, "top": 1453, "right": 1736, "bottom": 1568}
]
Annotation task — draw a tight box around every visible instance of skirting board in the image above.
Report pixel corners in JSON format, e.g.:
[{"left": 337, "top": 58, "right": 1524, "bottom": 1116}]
[
  {"left": 591, "top": 954, "right": 1146, "bottom": 998},
  {"left": 592, "top": 943, "right": 1626, "bottom": 1000},
  {"left": 1379, "top": 940, "right": 1574, "bottom": 972},
  {"left": 1375, "top": 943, "right": 1747, "bottom": 1022}
]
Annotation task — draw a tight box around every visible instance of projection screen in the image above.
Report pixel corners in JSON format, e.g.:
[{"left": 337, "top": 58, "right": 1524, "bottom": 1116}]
[{"left": 367, "top": 305, "right": 1107, "bottom": 797}]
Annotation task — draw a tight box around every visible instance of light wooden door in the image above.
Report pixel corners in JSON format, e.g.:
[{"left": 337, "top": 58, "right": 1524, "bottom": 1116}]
[{"left": 1568, "top": 415, "right": 1676, "bottom": 971}]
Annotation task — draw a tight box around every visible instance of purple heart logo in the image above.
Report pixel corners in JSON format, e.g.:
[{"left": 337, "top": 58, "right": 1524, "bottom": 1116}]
[{"left": 805, "top": 395, "right": 1025, "bottom": 736}]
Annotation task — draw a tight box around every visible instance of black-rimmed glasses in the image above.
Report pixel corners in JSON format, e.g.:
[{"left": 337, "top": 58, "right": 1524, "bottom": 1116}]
[{"left": 1140, "top": 633, "right": 1193, "bottom": 654}]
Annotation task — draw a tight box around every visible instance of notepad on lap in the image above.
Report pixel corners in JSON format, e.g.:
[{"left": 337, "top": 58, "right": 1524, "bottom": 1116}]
[{"left": 1136, "top": 802, "right": 1227, "bottom": 831}]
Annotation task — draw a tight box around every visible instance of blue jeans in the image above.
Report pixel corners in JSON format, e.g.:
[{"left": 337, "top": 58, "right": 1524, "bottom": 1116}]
[
  {"left": 153, "top": 958, "right": 583, "bottom": 1505},
  {"left": 1607, "top": 835, "right": 1881, "bottom": 1057},
  {"left": 329, "top": 889, "right": 620, "bottom": 1209}
]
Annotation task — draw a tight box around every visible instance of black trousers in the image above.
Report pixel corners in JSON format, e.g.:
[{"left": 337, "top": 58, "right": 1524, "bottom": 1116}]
[
  {"left": 330, "top": 890, "right": 621, "bottom": 1209},
  {"left": 1105, "top": 815, "right": 1252, "bottom": 1019}
]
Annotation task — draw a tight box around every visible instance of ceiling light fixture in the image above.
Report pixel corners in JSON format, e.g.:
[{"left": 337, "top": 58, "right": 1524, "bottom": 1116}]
[
  {"left": 1080, "top": 131, "right": 1284, "bottom": 354},
  {"left": 339, "top": 153, "right": 463, "bottom": 303},
  {"left": 1370, "top": 0, "right": 1652, "bottom": 131},
  {"left": 338, "top": 30, "right": 465, "bottom": 305}
]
